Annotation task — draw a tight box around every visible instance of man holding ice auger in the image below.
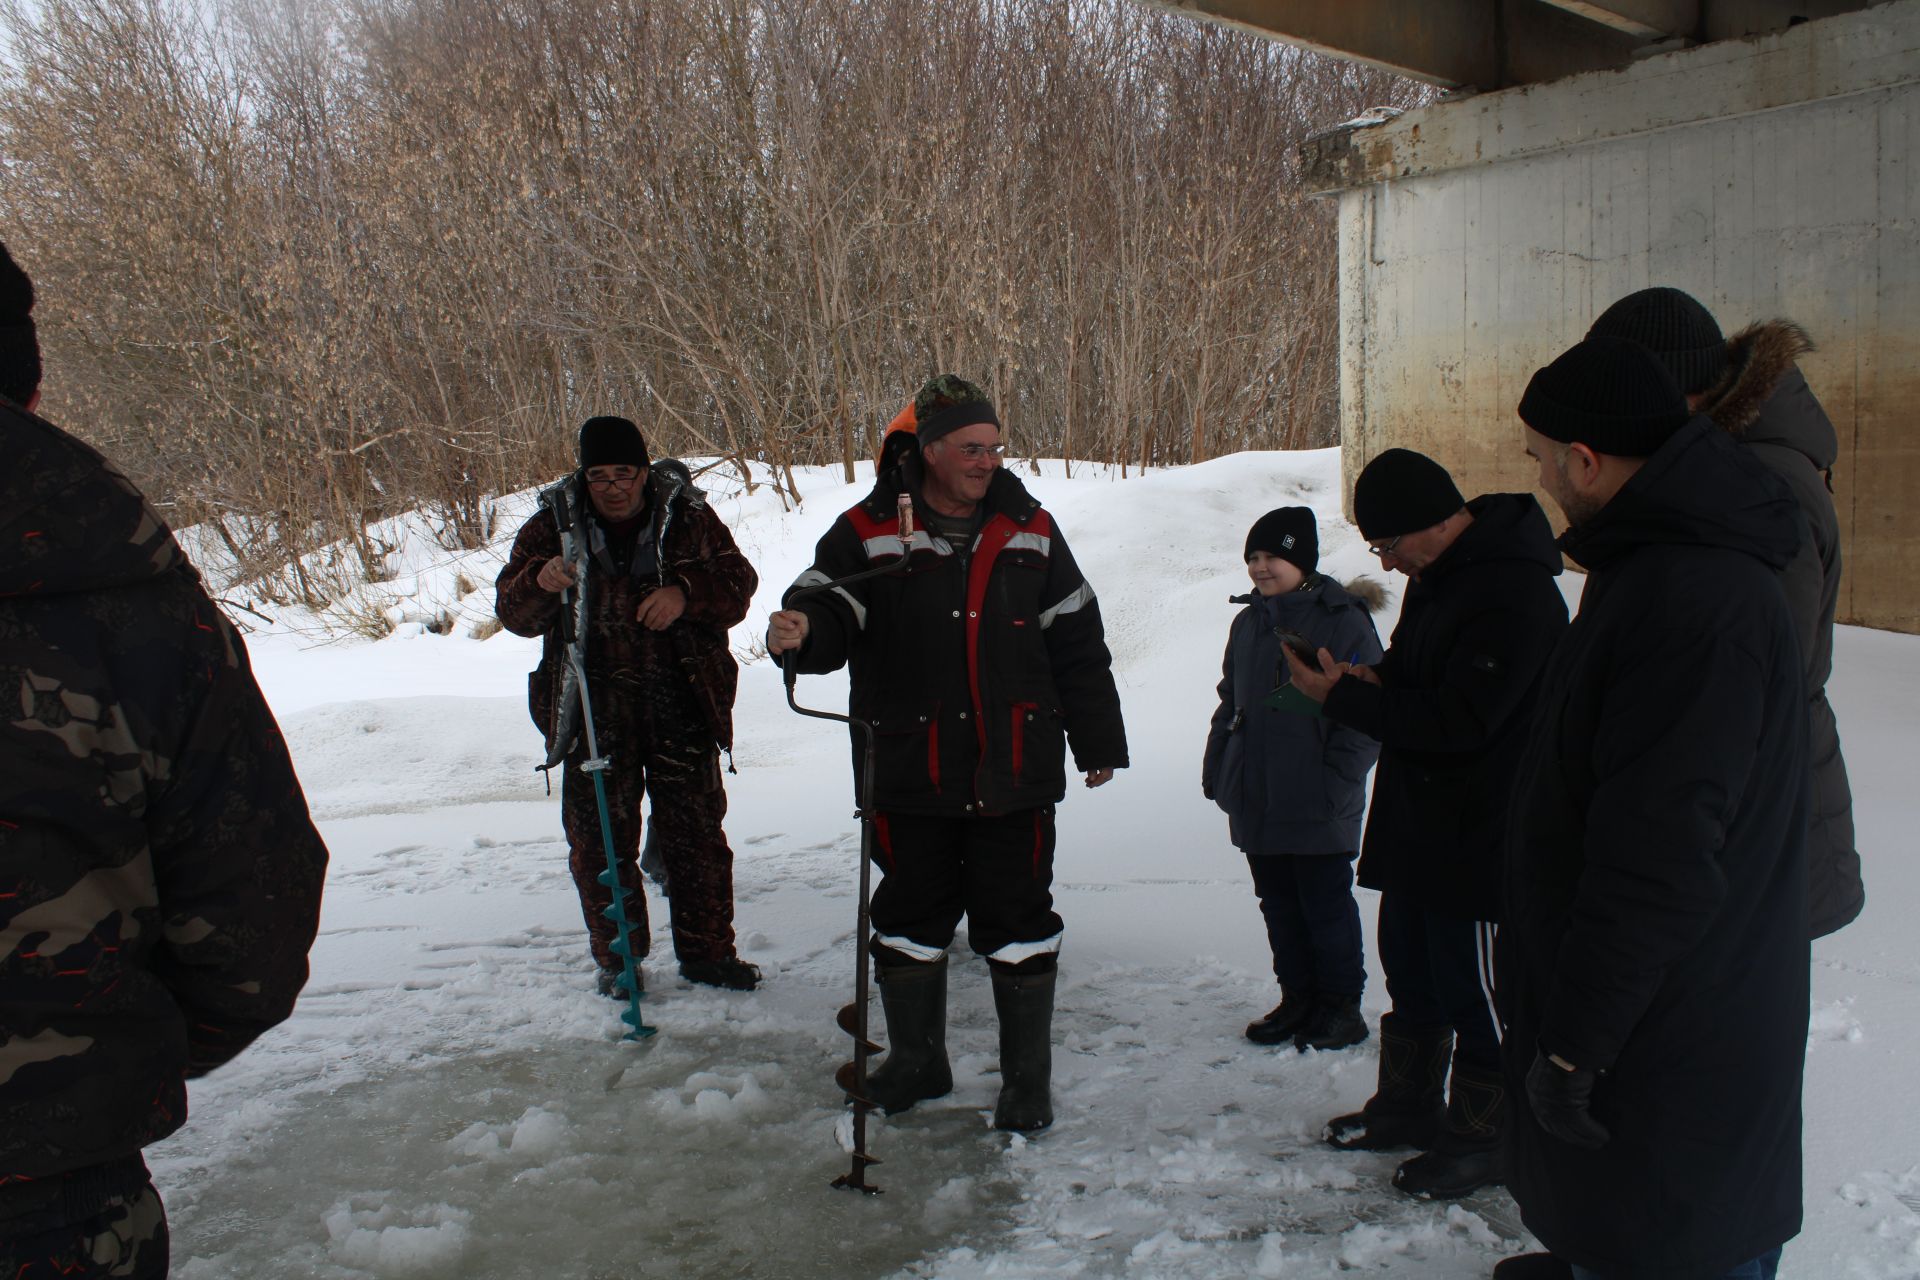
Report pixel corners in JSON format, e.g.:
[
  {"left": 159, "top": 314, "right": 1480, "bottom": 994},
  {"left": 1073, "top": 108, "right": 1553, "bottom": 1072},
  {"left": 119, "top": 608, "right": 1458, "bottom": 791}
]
[
  {"left": 496, "top": 416, "right": 761, "bottom": 995},
  {"left": 767, "top": 374, "right": 1127, "bottom": 1133}
]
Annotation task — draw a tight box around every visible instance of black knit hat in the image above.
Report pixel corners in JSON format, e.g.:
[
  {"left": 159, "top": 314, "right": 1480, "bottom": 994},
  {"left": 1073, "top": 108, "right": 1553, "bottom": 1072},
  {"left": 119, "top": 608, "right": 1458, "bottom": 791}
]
[
  {"left": 1587, "top": 287, "right": 1727, "bottom": 394},
  {"left": 912, "top": 373, "right": 999, "bottom": 447},
  {"left": 0, "top": 242, "right": 42, "bottom": 405},
  {"left": 578, "top": 415, "right": 649, "bottom": 469},
  {"left": 1519, "top": 336, "right": 1691, "bottom": 457},
  {"left": 1352, "top": 449, "right": 1466, "bottom": 541},
  {"left": 1244, "top": 507, "right": 1318, "bottom": 574}
]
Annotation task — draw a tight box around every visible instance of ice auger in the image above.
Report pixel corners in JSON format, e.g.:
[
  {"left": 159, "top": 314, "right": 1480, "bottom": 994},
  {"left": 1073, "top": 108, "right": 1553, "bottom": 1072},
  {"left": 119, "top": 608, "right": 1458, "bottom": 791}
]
[
  {"left": 779, "top": 493, "right": 915, "bottom": 1194},
  {"left": 544, "top": 480, "right": 654, "bottom": 1041}
]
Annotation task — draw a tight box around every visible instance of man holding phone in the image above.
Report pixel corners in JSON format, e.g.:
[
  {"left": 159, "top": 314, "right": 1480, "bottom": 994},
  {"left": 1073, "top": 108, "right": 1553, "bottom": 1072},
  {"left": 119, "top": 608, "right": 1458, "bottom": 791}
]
[{"left": 1284, "top": 449, "right": 1567, "bottom": 1201}]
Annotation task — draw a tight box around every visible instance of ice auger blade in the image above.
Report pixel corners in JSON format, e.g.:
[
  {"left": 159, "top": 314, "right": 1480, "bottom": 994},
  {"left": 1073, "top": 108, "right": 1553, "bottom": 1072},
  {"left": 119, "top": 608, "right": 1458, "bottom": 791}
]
[
  {"left": 837, "top": 1002, "right": 883, "bottom": 1053},
  {"left": 834, "top": 1061, "right": 877, "bottom": 1108}
]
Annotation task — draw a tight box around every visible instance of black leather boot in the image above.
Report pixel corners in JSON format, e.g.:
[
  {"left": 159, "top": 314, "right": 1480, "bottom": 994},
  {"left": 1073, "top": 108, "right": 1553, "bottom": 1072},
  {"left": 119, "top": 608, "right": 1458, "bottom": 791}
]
[
  {"left": 990, "top": 965, "right": 1055, "bottom": 1132},
  {"left": 1245, "top": 986, "right": 1314, "bottom": 1045},
  {"left": 863, "top": 955, "right": 953, "bottom": 1115},
  {"left": 1294, "top": 992, "right": 1369, "bottom": 1052},
  {"left": 1325, "top": 1015, "right": 1451, "bottom": 1151},
  {"left": 1392, "top": 1058, "right": 1507, "bottom": 1199}
]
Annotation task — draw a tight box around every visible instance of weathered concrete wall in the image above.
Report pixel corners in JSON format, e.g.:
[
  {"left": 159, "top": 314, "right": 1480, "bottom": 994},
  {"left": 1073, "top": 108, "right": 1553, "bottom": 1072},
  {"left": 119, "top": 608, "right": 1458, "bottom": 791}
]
[{"left": 1316, "top": 2, "right": 1920, "bottom": 630}]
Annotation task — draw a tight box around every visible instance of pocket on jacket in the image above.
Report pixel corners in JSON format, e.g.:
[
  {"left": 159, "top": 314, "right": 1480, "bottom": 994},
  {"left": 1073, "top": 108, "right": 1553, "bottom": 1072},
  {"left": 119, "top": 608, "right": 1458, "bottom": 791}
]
[
  {"left": 868, "top": 704, "right": 945, "bottom": 804},
  {"left": 1009, "top": 700, "right": 1061, "bottom": 785},
  {"left": 1214, "top": 730, "right": 1246, "bottom": 817}
]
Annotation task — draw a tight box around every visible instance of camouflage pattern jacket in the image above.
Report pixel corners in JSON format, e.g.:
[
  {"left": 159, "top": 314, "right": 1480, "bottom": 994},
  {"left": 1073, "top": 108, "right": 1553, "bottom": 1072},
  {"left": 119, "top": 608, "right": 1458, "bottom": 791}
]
[
  {"left": 0, "top": 399, "right": 329, "bottom": 1197},
  {"left": 494, "top": 461, "right": 758, "bottom": 757}
]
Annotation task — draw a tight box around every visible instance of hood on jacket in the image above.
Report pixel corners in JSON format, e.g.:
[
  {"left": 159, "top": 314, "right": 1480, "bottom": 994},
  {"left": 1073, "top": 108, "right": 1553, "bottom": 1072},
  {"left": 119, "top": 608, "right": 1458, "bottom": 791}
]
[
  {"left": 0, "top": 399, "right": 182, "bottom": 600},
  {"left": 550, "top": 456, "right": 708, "bottom": 549},
  {"left": 1560, "top": 417, "right": 1803, "bottom": 575},
  {"left": 1427, "top": 492, "right": 1565, "bottom": 582},
  {"left": 1230, "top": 574, "right": 1388, "bottom": 612},
  {"left": 1701, "top": 320, "right": 1838, "bottom": 470}
]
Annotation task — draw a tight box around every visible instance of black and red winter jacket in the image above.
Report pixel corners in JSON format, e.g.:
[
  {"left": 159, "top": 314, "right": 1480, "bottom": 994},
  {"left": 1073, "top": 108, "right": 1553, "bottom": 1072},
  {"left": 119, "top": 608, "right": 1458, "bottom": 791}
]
[{"left": 781, "top": 459, "right": 1127, "bottom": 817}]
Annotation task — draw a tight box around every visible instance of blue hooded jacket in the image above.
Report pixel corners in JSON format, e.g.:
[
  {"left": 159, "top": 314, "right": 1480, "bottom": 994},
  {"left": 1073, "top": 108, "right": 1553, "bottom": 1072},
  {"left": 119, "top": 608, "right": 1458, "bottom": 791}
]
[{"left": 1202, "top": 575, "right": 1386, "bottom": 855}]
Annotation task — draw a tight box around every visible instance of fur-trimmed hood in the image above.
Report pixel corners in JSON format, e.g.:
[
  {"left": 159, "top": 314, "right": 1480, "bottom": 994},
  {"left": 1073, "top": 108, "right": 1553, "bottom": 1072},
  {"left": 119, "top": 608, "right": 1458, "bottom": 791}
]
[
  {"left": 1339, "top": 574, "right": 1389, "bottom": 615},
  {"left": 1701, "top": 320, "right": 1838, "bottom": 471},
  {"left": 1229, "top": 573, "right": 1389, "bottom": 615}
]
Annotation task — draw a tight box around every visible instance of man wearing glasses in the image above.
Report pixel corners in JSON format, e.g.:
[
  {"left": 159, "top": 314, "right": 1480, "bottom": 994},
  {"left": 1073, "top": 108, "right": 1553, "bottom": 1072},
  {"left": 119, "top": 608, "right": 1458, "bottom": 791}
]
[
  {"left": 496, "top": 416, "right": 761, "bottom": 994},
  {"left": 766, "top": 374, "right": 1128, "bottom": 1133},
  {"left": 1284, "top": 447, "right": 1566, "bottom": 1201}
]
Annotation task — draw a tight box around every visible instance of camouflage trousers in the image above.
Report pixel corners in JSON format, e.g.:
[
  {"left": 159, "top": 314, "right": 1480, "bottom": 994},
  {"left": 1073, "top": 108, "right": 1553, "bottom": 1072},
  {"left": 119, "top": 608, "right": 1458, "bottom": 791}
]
[
  {"left": 560, "top": 669, "right": 738, "bottom": 972},
  {"left": 0, "top": 1173, "right": 167, "bottom": 1280}
]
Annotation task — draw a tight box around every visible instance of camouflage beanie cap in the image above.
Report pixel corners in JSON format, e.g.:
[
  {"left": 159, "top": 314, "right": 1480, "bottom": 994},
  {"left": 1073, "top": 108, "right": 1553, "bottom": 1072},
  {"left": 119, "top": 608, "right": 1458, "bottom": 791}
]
[{"left": 912, "top": 373, "right": 998, "bottom": 447}]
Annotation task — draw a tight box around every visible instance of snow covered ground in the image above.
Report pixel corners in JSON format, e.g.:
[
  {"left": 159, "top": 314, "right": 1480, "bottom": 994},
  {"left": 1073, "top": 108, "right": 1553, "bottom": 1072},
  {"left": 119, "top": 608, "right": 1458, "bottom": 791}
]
[{"left": 150, "top": 451, "right": 1920, "bottom": 1279}]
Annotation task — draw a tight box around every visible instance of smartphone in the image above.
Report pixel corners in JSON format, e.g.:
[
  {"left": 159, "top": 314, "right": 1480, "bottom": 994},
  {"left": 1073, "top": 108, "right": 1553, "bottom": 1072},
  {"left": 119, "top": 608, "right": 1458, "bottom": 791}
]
[{"left": 1275, "top": 629, "right": 1321, "bottom": 668}]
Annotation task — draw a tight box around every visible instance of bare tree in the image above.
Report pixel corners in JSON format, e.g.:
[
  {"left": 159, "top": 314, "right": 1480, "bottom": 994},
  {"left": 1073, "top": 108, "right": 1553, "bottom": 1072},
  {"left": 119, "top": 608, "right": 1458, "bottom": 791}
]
[{"left": 0, "top": 0, "right": 1426, "bottom": 577}]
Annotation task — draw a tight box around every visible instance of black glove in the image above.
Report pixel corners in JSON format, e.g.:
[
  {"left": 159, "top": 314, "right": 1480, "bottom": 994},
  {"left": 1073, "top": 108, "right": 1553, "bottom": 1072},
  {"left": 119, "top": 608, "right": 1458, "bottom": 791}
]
[
  {"left": 1201, "top": 778, "right": 1215, "bottom": 801},
  {"left": 1525, "top": 1048, "right": 1611, "bottom": 1150}
]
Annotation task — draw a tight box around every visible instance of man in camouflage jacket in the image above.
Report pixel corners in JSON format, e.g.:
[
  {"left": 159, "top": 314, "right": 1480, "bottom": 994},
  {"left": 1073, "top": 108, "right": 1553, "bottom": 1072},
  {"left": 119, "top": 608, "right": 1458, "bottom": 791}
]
[
  {"left": 1, "top": 243, "right": 329, "bottom": 1279},
  {"left": 494, "top": 417, "right": 761, "bottom": 992}
]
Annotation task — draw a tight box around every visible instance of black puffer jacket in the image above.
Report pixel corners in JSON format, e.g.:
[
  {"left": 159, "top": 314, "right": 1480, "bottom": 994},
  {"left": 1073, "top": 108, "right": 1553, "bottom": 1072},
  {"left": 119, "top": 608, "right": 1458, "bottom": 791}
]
[
  {"left": 1322, "top": 493, "right": 1568, "bottom": 920},
  {"left": 1702, "top": 321, "right": 1860, "bottom": 938},
  {"left": 1, "top": 399, "right": 327, "bottom": 1215},
  {"left": 1502, "top": 419, "right": 1809, "bottom": 1278},
  {"left": 781, "top": 458, "right": 1127, "bottom": 816}
]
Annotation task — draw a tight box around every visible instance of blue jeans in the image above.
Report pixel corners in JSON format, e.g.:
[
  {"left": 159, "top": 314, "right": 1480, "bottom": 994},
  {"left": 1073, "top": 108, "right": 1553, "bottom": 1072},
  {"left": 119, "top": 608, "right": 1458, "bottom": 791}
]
[
  {"left": 1245, "top": 852, "right": 1364, "bottom": 995},
  {"left": 1571, "top": 1246, "right": 1782, "bottom": 1280}
]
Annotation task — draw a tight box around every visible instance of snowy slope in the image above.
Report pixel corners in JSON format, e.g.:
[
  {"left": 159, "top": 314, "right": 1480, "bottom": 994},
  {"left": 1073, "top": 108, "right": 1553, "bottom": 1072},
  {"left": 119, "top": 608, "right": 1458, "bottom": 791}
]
[{"left": 148, "top": 453, "right": 1920, "bottom": 1279}]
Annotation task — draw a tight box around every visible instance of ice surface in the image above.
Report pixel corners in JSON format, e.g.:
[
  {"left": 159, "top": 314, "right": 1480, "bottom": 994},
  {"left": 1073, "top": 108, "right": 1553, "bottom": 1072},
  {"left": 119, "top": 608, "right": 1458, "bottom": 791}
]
[{"left": 144, "top": 454, "right": 1920, "bottom": 1278}]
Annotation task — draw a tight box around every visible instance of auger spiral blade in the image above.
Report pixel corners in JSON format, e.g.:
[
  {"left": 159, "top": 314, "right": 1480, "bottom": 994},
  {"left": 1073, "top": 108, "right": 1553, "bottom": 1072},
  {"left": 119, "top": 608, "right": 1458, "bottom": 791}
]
[
  {"left": 837, "top": 1002, "right": 883, "bottom": 1053},
  {"left": 834, "top": 1061, "right": 877, "bottom": 1109}
]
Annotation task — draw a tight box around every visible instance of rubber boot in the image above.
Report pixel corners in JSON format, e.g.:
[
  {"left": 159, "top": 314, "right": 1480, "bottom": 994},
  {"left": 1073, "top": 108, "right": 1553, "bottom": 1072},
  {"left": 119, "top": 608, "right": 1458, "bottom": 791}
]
[
  {"left": 1325, "top": 1015, "right": 1451, "bottom": 1151},
  {"left": 863, "top": 956, "right": 953, "bottom": 1115},
  {"left": 1294, "top": 992, "right": 1369, "bottom": 1052},
  {"left": 1245, "top": 986, "right": 1314, "bottom": 1045},
  {"left": 1392, "top": 1058, "right": 1507, "bottom": 1199},
  {"left": 990, "top": 965, "right": 1055, "bottom": 1132}
]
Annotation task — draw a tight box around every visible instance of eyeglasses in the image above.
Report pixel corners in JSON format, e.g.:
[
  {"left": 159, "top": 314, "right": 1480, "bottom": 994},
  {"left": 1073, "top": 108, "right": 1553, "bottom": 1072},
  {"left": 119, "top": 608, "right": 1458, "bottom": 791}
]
[
  {"left": 586, "top": 467, "right": 643, "bottom": 490},
  {"left": 1367, "top": 533, "right": 1405, "bottom": 558},
  {"left": 952, "top": 443, "right": 1006, "bottom": 461}
]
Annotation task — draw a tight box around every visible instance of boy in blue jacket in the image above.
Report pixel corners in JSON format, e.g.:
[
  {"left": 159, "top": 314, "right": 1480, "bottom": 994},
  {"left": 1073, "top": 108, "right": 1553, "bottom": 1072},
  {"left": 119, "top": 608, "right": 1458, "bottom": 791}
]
[{"left": 1203, "top": 508, "right": 1385, "bottom": 1051}]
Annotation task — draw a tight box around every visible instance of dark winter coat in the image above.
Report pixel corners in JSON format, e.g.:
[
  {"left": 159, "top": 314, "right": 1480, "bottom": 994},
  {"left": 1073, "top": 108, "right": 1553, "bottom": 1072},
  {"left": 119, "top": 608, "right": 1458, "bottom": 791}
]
[
  {"left": 1702, "top": 321, "right": 1861, "bottom": 938},
  {"left": 1321, "top": 493, "right": 1568, "bottom": 921},
  {"left": 1202, "top": 576, "right": 1386, "bottom": 856},
  {"left": 1502, "top": 419, "right": 1810, "bottom": 1278},
  {"left": 0, "top": 399, "right": 328, "bottom": 1205},
  {"left": 495, "top": 460, "right": 758, "bottom": 758},
  {"left": 781, "top": 457, "right": 1128, "bottom": 816}
]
